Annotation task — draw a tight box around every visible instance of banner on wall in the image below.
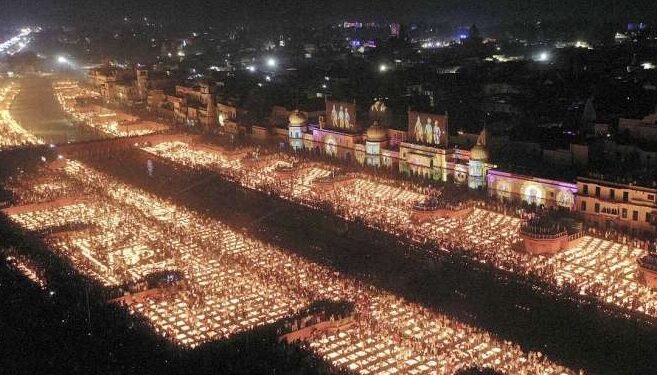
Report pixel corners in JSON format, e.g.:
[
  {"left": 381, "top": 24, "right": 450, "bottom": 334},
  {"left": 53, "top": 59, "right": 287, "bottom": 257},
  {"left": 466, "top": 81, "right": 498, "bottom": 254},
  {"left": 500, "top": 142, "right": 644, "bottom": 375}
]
[
  {"left": 326, "top": 100, "right": 357, "bottom": 130},
  {"left": 407, "top": 111, "right": 448, "bottom": 146}
]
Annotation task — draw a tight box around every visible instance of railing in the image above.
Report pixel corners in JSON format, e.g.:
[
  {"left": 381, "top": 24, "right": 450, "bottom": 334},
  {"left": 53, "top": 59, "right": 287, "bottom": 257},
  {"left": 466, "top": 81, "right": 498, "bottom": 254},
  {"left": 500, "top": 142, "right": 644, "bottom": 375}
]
[
  {"left": 519, "top": 229, "right": 567, "bottom": 240},
  {"left": 638, "top": 256, "right": 657, "bottom": 272},
  {"left": 412, "top": 199, "right": 476, "bottom": 212},
  {"left": 567, "top": 231, "right": 584, "bottom": 241}
]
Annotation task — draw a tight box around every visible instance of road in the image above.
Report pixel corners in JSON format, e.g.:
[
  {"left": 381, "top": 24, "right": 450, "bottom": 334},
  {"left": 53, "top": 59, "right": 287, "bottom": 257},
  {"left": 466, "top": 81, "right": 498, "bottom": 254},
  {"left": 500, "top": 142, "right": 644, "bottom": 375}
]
[{"left": 10, "top": 76, "right": 97, "bottom": 144}]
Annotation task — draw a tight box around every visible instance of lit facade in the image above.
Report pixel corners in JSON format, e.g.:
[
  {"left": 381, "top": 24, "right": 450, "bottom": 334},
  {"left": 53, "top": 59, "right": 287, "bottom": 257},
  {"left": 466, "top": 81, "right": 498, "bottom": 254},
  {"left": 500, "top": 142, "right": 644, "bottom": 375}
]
[
  {"left": 576, "top": 177, "right": 657, "bottom": 234},
  {"left": 286, "top": 102, "right": 492, "bottom": 187},
  {"left": 487, "top": 170, "right": 577, "bottom": 209},
  {"left": 89, "top": 68, "right": 148, "bottom": 106}
]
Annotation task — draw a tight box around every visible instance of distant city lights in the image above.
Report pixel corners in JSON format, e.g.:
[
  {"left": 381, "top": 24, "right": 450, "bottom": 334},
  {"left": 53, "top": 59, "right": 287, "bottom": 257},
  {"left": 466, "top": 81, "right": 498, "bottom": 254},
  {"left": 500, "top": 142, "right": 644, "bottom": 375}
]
[
  {"left": 0, "top": 27, "right": 36, "bottom": 56},
  {"left": 574, "top": 40, "right": 593, "bottom": 49},
  {"left": 421, "top": 41, "right": 446, "bottom": 49},
  {"left": 536, "top": 51, "right": 551, "bottom": 62}
]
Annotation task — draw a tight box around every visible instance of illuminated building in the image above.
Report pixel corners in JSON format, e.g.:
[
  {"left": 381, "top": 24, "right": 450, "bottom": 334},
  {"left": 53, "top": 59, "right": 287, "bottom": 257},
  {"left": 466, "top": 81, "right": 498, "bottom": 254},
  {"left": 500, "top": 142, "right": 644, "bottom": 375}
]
[
  {"left": 89, "top": 67, "right": 145, "bottom": 106},
  {"left": 148, "top": 82, "right": 217, "bottom": 129},
  {"left": 286, "top": 100, "right": 493, "bottom": 188},
  {"left": 390, "top": 23, "right": 400, "bottom": 38},
  {"left": 468, "top": 129, "right": 489, "bottom": 189},
  {"left": 90, "top": 67, "right": 174, "bottom": 107},
  {"left": 576, "top": 177, "right": 657, "bottom": 234},
  {"left": 364, "top": 121, "right": 388, "bottom": 167},
  {"left": 398, "top": 142, "right": 448, "bottom": 180},
  {"left": 216, "top": 102, "right": 248, "bottom": 134},
  {"left": 288, "top": 110, "right": 308, "bottom": 151},
  {"left": 487, "top": 170, "right": 577, "bottom": 209}
]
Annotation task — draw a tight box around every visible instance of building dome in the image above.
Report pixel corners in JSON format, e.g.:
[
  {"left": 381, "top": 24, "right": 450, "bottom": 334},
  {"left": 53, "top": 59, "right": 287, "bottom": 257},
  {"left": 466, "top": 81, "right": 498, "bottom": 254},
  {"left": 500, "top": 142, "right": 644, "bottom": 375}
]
[
  {"left": 470, "top": 128, "right": 489, "bottom": 161},
  {"left": 366, "top": 121, "right": 387, "bottom": 142},
  {"left": 289, "top": 110, "right": 307, "bottom": 126},
  {"left": 470, "top": 144, "right": 489, "bottom": 161}
]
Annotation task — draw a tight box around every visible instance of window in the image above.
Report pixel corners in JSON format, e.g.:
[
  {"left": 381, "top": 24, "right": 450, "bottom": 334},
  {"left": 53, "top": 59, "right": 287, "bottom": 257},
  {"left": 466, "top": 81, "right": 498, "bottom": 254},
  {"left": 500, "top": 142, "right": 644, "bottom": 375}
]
[
  {"left": 594, "top": 203, "right": 600, "bottom": 213},
  {"left": 633, "top": 211, "right": 638, "bottom": 221},
  {"left": 595, "top": 186, "right": 600, "bottom": 197},
  {"left": 583, "top": 184, "right": 589, "bottom": 195},
  {"left": 623, "top": 192, "right": 629, "bottom": 202},
  {"left": 622, "top": 208, "right": 627, "bottom": 219},
  {"left": 647, "top": 212, "right": 652, "bottom": 223},
  {"left": 610, "top": 189, "right": 615, "bottom": 200},
  {"left": 580, "top": 201, "right": 587, "bottom": 211},
  {"left": 649, "top": 194, "right": 655, "bottom": 201}
]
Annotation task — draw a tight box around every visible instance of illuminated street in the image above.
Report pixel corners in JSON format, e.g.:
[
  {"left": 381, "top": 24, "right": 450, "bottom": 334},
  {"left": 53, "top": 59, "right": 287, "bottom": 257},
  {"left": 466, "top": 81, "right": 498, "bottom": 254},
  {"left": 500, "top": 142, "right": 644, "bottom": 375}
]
[
  {"left": 0, "top": 81, "right": 43, "bottom": 149},
  {"left": 10, "top": 77, "right": 100, "bottom": 144}
]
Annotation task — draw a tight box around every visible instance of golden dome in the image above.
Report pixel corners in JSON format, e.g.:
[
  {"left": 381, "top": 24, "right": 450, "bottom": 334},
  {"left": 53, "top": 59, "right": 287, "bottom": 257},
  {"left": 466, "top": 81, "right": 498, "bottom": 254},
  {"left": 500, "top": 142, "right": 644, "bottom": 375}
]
[
  {"left": 470, "top": 144, "right": 489, "bottom": 161},
  {"left": 366, "top": 122, "right": 387, "bottom": 142},
  {"left": 288, "top": 110, "right": 307, "bottom": 126}
]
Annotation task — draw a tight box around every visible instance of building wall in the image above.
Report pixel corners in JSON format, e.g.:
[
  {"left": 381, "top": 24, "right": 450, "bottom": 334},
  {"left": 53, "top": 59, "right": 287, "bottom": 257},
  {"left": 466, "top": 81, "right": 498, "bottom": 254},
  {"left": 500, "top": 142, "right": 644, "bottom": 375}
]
[
  {"left": 487, "top": 170, "right": 577, "bottom": 209},
  {"left": 575, "top": 178, "right": 657, "bottom": 234},
  {"left": 398, "top": 142, "right": 447, "bottom": 181},
  {"left": 312, "top": 129, "right": 362, "bottom": 160},
  {"left": 619, "top": 115, "right": 657, "bottom": 142}
]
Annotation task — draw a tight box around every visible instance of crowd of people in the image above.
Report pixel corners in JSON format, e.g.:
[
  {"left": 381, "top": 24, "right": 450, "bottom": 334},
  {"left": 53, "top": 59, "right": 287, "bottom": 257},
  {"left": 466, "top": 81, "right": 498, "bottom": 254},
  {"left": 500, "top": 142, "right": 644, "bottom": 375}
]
[{"left": 3, "top": 158, "right": 579, "bottom": 374}]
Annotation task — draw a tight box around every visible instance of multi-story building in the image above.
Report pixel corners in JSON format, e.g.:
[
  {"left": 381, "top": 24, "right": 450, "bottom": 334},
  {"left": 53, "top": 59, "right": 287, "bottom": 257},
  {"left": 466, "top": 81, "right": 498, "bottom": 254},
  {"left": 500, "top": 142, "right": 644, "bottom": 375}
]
[
  {"left": 89, "top": 67, "right": 173, "bottom": 107},
  {"left": 618, "top": 111, "right": 657, "bottom": 142},
  {"left": 576, "top": 177, "right": 657, "bottom": 234},
  {"left": 148, "top": 82, "right": 217, "bottom": 130},
  {"left": 89, "top": 67, "right": 139, "bottom": 104}
]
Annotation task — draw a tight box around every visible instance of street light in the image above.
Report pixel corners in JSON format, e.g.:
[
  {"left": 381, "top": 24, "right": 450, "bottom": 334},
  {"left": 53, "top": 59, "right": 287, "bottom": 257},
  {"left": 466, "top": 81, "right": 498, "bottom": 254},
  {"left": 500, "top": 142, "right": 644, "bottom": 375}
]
[
  {"left": 379, "top": 64, "right": 388, "bottom": 73},
  {"left": 57, "top": 56, "right": 69, "bottom": 64},
  {"left": 266, "top": 57, "right": 277, "bottom": 68},
  {"left": 536, "top": 51, "right": 550, "bottom": 62}
]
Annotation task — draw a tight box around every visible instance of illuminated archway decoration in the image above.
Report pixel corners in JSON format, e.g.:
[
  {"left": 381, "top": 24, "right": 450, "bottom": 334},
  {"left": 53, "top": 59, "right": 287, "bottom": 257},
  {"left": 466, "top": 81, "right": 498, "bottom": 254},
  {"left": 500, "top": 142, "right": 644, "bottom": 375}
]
[
  {"left": 497, "top": 180, "right": 512, "bottom": 199},
  {"left": 522, "top": 184, "right": 545, "bottom": 205},
  {"left": 454, "top": 164, "right": 467, "bottom": 183},
  {"left": 325, "top": 138, "right": 337, "bottom": 156},
  {"left": 556, "top": 190, "right": 574, "bottom": 209}
]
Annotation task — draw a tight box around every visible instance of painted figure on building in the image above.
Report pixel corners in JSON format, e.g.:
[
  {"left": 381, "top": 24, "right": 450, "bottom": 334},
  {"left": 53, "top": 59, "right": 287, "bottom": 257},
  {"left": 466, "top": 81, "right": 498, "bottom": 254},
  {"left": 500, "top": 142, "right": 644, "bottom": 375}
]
[
  {"left": 425, "top": 118, "right": 433, "bottom": 144},
  {"left": 331, "top": 105, "right": 338, "bottom": 127},
  {"left": 414, "top": 115, "right": 423, "bottom": 142},
  {"left": 338, "top": 106, "right": 345, "bottom": 128},
  {"left": 433, "top": 123, "right": 442, "bottom": 145}
]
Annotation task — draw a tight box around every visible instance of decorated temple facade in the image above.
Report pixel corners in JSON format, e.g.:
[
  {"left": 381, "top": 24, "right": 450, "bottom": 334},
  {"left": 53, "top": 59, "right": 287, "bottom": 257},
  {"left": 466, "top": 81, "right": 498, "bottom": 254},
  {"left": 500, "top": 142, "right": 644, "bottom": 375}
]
[{"left": 287, "top": 99, "right": 494, "bottom": 188}]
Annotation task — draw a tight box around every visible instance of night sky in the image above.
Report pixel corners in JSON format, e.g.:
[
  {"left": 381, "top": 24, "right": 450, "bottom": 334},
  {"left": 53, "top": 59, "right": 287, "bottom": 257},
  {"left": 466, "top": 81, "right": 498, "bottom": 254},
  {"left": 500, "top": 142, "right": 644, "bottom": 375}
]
[{"left": 1, "top": 0, "right": 656, "bottom": 28}]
